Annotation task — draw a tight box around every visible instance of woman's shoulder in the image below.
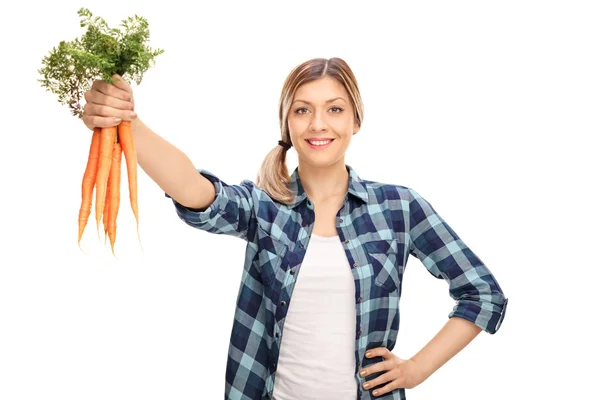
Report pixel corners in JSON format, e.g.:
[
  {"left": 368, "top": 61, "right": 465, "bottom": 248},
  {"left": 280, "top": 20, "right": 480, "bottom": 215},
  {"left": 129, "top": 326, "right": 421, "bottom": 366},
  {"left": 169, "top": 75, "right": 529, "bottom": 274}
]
[{"left": 359, "top": 175, "right": 413, "bottom": 202}]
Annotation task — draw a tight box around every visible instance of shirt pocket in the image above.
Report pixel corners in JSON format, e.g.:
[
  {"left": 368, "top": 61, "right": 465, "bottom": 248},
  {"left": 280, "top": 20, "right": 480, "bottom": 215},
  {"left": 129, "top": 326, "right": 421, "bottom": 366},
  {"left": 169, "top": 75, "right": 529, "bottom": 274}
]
[
  {"left": 364, "top": 238, "right": 400, "bottom": 292},
  {"left": 256, "top": 225, "right": 289, "bottom": 286}
]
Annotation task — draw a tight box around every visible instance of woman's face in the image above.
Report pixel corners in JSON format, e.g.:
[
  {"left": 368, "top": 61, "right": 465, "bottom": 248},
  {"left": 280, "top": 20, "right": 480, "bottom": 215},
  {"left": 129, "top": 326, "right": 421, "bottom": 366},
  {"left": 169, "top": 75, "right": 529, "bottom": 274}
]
[{"left": 287, "top": 76, "right": 359, "bottom": 168}]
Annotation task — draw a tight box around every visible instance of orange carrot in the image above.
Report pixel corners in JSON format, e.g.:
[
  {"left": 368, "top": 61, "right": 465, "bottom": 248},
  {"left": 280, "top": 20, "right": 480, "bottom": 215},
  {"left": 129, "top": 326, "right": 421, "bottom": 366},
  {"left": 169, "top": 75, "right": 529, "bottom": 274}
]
[
  {"left": 102, "top": 170, "right": 111, "bottom": 246},
  {"left": 106, "top": 141, "right": 122, "bottom": 256},
  {"left": 78, "top": 128, "right": 101, "bottom": 248},
  {"left": 94, "top": 126, "right": 117, "bottom": 238},
  {"left": 117, "top": 120, "right": 141, "bottom": 247}
]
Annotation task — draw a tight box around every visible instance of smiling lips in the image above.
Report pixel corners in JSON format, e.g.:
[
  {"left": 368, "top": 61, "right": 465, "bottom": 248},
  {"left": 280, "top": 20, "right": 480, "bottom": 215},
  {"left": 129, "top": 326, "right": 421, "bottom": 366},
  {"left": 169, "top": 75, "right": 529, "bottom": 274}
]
[{"left": 306, "top": 138, "right": 334, "bottom": 149}]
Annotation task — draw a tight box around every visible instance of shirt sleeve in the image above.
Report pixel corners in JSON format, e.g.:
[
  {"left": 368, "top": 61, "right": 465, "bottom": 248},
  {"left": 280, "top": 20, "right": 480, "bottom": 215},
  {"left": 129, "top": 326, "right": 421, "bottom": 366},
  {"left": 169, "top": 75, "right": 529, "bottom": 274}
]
[
  {"left": 165, "top": 169, "right": 255, "bottom": 241},
  {"left": 407, "top": 187, "right": 508, "bottom": 334}
]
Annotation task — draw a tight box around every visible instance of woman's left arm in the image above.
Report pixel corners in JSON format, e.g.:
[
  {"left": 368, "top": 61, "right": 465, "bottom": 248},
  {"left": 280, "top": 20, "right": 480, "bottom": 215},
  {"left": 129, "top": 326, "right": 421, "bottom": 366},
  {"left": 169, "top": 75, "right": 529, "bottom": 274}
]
[
  {"left": 360, "top": 317, "right": 484, "bottom": 395},
  {"left": 360, "top": 188, "right": 509, "bottom": 396},
  {"left": 410, "top": 316, "right": 483, "bottom": 382},
  {"left": 406, "top": 187, "right": 509, "bottom": 334}
]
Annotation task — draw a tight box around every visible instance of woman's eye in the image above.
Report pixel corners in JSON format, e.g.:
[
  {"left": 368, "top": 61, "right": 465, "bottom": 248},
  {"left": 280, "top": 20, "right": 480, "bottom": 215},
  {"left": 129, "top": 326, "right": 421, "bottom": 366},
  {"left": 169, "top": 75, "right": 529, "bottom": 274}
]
[{"left": 294, "top": 106, "right": 344, "bottom": 114}]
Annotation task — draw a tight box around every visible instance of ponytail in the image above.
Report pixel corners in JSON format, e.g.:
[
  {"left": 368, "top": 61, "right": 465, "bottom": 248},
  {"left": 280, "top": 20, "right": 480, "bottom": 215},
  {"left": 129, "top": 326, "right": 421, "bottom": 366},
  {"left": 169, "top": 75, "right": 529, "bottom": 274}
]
[{"left": 255, "top": 142, "right": 294, "bottom": 205}]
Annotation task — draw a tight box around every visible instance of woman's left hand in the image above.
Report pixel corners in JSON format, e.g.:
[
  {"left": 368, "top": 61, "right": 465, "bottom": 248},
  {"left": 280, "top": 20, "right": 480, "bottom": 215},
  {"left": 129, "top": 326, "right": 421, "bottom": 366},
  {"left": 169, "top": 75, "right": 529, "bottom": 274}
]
[{"left": 359, "top": 348, "right": 427, "bottom": 396}]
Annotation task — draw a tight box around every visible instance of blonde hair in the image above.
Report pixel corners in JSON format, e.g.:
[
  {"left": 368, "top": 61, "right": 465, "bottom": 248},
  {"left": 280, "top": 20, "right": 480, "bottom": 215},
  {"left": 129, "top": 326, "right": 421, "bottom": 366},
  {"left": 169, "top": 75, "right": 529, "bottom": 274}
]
[{"left": 255, "top": 57, "right": 364, "bottom": 205}]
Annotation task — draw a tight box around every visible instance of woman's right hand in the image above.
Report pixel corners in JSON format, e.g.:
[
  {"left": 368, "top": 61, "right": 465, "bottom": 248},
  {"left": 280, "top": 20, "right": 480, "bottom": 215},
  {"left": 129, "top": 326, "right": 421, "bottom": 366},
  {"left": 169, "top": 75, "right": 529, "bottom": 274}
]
[{"left": 82, "top": 74, "right": 137, "bottom": 131}]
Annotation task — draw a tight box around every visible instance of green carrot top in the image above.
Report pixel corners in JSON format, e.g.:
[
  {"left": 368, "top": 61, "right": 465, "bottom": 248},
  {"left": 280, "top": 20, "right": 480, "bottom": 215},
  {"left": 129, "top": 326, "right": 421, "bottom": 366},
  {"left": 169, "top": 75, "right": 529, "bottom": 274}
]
[{"left": 38, "top": 8, "right": 164, "bottom": 118}]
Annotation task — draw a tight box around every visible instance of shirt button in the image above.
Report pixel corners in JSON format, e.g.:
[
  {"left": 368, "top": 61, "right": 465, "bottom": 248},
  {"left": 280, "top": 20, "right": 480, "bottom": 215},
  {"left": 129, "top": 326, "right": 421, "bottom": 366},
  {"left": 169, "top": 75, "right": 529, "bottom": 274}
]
[
  {"left": 357, "top": 297, "right": 363, "bottom": 303},
  {"left": 345, "top": 239, "right": 349, "bottom": 244},
  {"left": 290, "top": 268, "right": 295, "bottom": 275},
  {"left": 353, "top": 263, "right": 358, "bottom": 268},
  {"left": 338, "top": 218, "right": 343, "bottom": 223},
  {"left": 276, "top": 332, "right": 280, "bottom": 338},
  {"left": 281, "top": 301, "right": 287, "bottom": 307},
  {"left": 299, "top": 244, "right": 304, "bottom": 249}
]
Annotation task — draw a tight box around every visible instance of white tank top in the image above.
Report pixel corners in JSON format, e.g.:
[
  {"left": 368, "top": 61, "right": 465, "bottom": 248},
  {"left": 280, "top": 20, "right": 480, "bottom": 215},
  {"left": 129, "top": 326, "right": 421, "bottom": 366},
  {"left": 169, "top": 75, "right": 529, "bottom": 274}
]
[{"left": 272, "top": 233, "right": 358, "bottom": 399}]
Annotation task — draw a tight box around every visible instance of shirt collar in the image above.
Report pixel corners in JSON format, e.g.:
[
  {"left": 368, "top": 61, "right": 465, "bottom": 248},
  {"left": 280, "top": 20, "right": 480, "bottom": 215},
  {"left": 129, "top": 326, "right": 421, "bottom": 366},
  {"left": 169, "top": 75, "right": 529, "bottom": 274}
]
[{"left": 286, "top": 164, "right": 369, "bottom": 209}]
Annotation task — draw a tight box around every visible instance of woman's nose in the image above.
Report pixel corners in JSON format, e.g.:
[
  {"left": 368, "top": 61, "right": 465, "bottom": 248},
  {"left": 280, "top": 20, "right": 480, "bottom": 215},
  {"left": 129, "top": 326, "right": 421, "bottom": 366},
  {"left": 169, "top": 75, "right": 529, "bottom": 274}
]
[{"left": 309, "top": 111, "right": 326, "bottom": 131}]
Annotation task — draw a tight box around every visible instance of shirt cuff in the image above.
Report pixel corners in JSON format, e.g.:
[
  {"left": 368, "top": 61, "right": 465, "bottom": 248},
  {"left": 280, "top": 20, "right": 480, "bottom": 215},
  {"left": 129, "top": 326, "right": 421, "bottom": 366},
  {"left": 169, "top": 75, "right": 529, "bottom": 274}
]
[
  {"left": 164, "top": 169, "right": 226, "bottom": 220},
  {"left": 448, "top": 297, "right": 508, "bottom": 334}
]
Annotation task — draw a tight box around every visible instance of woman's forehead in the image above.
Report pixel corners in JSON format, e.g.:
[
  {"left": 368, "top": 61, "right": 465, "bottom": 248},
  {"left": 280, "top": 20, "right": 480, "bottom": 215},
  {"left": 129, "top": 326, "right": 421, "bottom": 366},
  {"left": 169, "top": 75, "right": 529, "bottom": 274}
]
[{"left": 293, "top": 78, "right": 349, "bottom": 103}]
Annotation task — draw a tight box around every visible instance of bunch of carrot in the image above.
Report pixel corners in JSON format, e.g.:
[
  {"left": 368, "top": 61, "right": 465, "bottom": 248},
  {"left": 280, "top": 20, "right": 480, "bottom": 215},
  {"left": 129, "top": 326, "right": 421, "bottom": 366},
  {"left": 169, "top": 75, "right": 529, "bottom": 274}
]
[
  {"left": 37, "top": 8, "right": 163, "bottom": 255},
  {"left": 77, "top": 120, "right": 140, "bottom": 256}
]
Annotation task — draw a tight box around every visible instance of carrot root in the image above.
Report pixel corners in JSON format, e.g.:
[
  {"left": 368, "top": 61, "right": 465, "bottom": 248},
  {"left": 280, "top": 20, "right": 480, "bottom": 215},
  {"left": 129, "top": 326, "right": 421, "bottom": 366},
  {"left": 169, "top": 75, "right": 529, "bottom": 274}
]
[
  {"left": 106, "top": 141, "right": 122, "bottom": 257},
  {"left": 78, "top": 128, "right": 101, "bottom": 248},
  {"left": 78, "top": 123, "right": 140, "bottom": 257},
  {"left": 95, "top": 126, "right": 117, "bottom": 240},
  {"left": 103, "top": 175, "right": 111, "bottom": 246},
  {"left": 118, "top": 120, "right": 142, "bottom": 249}
]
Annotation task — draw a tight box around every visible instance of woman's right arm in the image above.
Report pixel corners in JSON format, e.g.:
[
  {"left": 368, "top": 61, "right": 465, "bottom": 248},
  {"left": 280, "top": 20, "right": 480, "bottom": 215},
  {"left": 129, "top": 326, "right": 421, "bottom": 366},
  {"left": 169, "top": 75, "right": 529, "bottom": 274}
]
[
  {"left": 130, "top": 117, "right": 215, "bottom": 210},
  {"left": 82, "top": 75, "right": 215, "bottom": 211}
]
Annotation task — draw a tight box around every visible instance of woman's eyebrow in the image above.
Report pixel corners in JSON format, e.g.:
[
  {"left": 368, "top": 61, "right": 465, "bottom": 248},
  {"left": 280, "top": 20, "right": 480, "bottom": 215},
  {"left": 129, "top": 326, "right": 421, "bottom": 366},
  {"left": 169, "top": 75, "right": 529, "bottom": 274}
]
[{"left": 293, "top": 97, "right": 347, "bottom": 105}]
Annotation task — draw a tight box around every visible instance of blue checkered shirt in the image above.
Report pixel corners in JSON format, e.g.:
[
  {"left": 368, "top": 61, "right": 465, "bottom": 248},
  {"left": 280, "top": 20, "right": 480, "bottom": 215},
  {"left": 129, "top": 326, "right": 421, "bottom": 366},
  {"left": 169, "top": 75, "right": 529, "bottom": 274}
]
[{"left": 165, "top": 164, "right": 508, "bottom": 400}]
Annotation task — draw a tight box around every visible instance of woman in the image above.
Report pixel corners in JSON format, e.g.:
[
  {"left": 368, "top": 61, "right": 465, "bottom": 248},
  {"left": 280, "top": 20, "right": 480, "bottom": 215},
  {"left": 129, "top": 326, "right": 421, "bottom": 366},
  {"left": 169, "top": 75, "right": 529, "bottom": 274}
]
[{"left": 82, "top": 57, "right": 508, "bottom": 400}]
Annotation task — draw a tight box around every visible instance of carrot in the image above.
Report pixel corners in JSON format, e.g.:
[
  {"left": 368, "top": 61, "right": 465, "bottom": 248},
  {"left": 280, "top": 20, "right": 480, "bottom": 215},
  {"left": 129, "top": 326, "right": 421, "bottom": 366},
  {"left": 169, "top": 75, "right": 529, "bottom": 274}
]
[
  {"left": 94, "top": 126, "right": 117, "bottom": 238},
  {"left": 78, "top": 128, "right": 101, "bottom": 248},
  {"left": 106, "top": 141, "right": 122, "bottom": 256},
  {"left": 102, "top": 171, "right": 111, "bottom": 246},
  {"left": 117, "top": 120, "right": 142, "bottom": 247}
]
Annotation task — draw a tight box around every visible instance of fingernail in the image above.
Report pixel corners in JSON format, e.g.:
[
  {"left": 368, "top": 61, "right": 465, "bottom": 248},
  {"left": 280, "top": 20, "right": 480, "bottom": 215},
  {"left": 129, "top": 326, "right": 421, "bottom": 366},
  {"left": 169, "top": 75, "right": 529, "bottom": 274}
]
[
  {"left": 365, "top": 352, "right": 372, "bottom": 357},
  {"left": 130, "top": 111, "right": 137, "bottom": 119},
  {"left": 114, "top": 117, "right": 122, "bottom": 123},
  {"left": 360, "top": 370, "right": 367, "bottom": 376},
  {"left": 373, "top": 390, "right": 379, "bottom": 396}
]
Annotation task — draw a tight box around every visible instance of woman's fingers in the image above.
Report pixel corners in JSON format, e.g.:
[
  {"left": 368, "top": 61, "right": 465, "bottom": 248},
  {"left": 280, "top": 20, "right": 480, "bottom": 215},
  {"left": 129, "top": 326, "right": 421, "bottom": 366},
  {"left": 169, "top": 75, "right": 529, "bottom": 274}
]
[
  {"left": 82, "top": 103, "right": 136, "bottom": 130},
  {"left": 84, "top": 88, "right": 134, "bottom": 112},
  {"left": 110, "top": 74, "right": 134, "bottom": 103},
  {"left": 82, "top": 76, "right": 136, "bottom": 131},
  {"left": 82, "top": 114, "right": 122, "bottom": 131},
  {"left": 89, "top": 102, "right": 135, "bottom": 120},
  {"left": 91, "top": 77, "right": 132, "bottom": 102}
]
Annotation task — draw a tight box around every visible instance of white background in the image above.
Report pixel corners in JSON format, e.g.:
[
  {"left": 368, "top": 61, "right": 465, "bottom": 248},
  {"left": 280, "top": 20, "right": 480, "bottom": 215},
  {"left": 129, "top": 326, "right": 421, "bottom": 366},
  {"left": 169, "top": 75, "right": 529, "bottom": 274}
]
[{"left": 1, "top": 1, "right": 598, "bottom": 399}]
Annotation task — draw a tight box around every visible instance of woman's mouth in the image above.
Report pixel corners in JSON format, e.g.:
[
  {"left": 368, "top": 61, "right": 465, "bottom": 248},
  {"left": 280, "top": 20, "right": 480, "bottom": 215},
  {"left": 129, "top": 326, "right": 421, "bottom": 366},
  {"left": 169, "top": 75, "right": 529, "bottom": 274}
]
[{"left": 305, "top": 139, "right": 334, "bottom": 150}]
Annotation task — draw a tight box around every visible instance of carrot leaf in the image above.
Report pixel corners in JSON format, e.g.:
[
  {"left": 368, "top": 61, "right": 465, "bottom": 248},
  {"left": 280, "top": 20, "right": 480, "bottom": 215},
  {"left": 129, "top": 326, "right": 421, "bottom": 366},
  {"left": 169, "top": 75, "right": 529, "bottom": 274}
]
[{"left": 38, "top": 8, "right": 164, "bottom": 118}]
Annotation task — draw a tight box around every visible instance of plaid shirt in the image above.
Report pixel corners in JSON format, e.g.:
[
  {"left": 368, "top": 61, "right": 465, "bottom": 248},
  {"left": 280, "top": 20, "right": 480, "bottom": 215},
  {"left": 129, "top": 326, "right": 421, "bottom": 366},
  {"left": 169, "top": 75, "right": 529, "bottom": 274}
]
[{"left": 166, "top": 164, "right": 508, "bottom": 400}]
